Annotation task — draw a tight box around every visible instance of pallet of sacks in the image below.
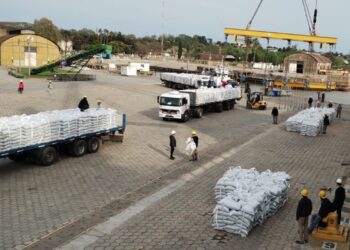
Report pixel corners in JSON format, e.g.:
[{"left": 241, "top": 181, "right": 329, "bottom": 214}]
[
  {"left": 0, "top": 108, "right": 119, "bottom": 154},
  {"left": 212, "top": 167, "right": 290, "bottom": 237},
  {"left": 286, "top": 107, "right": 335, "bottom": 136}
]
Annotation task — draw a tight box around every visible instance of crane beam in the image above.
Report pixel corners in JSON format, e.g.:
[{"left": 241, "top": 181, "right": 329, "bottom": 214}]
[{"left": 224, "top": 27, "right": 337, "bottom": 45}]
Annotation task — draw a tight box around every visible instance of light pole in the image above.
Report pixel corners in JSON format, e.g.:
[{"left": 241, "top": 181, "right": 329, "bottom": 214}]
[
  {"left": 26, "top": 36, "right": 32, "bottom": 77},
  {"left": 17, "top": 39, "right": 21, "bottom": 73}
]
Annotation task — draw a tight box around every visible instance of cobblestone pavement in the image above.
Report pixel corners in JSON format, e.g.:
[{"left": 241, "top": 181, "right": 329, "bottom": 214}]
[
  {"left": 82, "top": 109, "right": 350, "bottom": 250},
  {"left": 0, "top": 68, "right": 289, "bottom": 249}
]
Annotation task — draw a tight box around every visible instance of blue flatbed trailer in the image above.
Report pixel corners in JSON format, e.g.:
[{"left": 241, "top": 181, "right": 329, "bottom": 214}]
[{"left": 0, "top": 113, "right": 126, "bottom": 166}]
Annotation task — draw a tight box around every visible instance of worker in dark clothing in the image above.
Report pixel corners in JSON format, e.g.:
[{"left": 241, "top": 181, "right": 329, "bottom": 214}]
[
  {"left": 271, "top": 107, "right": 279, "bottom": 124},
  {"left": 308, "top": 97, "right": 313, "bottom": 108},
  {"left": 336, "top": 104, "right": 342, "bottom": 118},
  {"left": 191, "top": 130, "right": 199, "bottom": 161},
  {"left": 323, "top": 114, "right": 330, "bottom": 134},
  {"left": 308, "top": 191, "right": 335, "bottom": 233},
  {"left": 78, "top": 96, "right": 90, "bottom": 112},
  {"left": 321, "top": 93, "right": 325, "bottom": 103},
  {"left": 254, "top": 94, "right": 260, "bottom": 104},
  {"left": 296, "top": 189, "right": 313, "bottom": 244},
  {"left": 169, "top": 130, "right": 176, "bottom": 160},
  {"left": 333, "top": 178, "right": 346, "bottom": 224}
]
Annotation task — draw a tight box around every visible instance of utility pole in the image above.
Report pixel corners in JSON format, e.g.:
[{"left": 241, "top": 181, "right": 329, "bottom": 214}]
[{"left": 160, "top": 0, "right": 165, "bottom": 59}]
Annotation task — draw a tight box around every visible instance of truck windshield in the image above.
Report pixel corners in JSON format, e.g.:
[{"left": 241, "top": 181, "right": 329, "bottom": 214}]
[{"left": 159, "top": 97, "right": 181, "bottom": 106}]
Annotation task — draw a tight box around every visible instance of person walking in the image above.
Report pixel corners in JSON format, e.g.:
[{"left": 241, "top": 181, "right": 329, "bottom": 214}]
[
  {"left": 333, "top": 178, "right": 346, "bottom": 224},
  {"left": 191, "top": 130, "right": 199, "bottom": 161},
  {"left": 336, "top": 104, "right": 342, "bottom": 118},
  {"left": 296, "top": 189, "right": 312, "bottom": 244},
  {"left": 308, "top": 96, "right": 313, "bottom": 108},
  {"left": 271, "top": 106, "right": 279, "bottom": 124},
  {"left": 323, "top": 114, "right": 330, "bottom": 134},
  {"left": 18, "top": 80, "right": 24, "bottom": 94},
  {"left": 78, "top": 96, "right": 90, "bottom": 112},
  {"left": 169, "top": 130, "right": 176, "bottom": 160},
  {"left": 186, "top": 137, "right": 196, "bottom": 161}
]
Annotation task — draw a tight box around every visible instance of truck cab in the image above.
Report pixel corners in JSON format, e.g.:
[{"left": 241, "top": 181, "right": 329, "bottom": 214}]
[{"left": 158, "top": 91, "right": 190, "bottom": 122}]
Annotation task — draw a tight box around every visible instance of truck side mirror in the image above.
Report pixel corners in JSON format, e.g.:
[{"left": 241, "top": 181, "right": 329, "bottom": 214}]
[
  {"left": 182, "top": 98, "right": 188, "bottom": 105},
  {"left": 157, "top": 96, "right": 160, "bottom": 103}
]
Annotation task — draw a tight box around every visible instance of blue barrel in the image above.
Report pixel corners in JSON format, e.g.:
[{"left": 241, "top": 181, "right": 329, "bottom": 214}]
[{"left": 273, "top": 90, "right": 279, "bottom": 96}]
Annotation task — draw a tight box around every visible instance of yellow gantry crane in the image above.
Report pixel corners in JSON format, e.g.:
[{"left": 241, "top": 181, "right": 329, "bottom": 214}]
[{"left": 224, "top": 0, "right": 337, "bottom": 48}]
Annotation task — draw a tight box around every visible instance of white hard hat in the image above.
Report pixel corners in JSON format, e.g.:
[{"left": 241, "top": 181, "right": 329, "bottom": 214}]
[
  {"left": 171, "top": 130, "right": 176, "bottom": 135},
  {"left": 336, "top": 178, "right": 342, "bottom": 184}
]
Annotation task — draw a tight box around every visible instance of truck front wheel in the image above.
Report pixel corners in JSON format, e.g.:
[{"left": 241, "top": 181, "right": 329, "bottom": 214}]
[
  {"left": 182, "top": 111, "right": 190, "bottom": 122},
  {"left": 87, "top": 137, "right": 100, "bottom": 153},
  {"left": 223, "top": 101, "right": 230, "bottom": 111}
]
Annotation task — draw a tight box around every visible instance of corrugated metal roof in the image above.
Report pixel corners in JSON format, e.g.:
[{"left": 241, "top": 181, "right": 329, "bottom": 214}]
[{"left": 303, "top": 52, "right": 332, "bottom": 64}]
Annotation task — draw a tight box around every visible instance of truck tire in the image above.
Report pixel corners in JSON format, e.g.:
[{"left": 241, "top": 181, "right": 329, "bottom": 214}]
[
  {"left": 87, "top": 137, "right": 100, "bottom": 153},
  {"left": 230, "top": 101, "right": 235, "bottom": 110},
  {"left": 38, "top": 146, "right": 57, "bottom": 166},
  {"left": 223, "top": 101, "right": 230, "bottom": 111},
  {"left": 71, "top": 139, "right": 87, "bottom": 157},
  {"left": 194, "top": 108, "right": 203, "bottom": 118},
  {"left": 215, "top": 103, "right": 223, "bottom": 113},
  {"left": 182, "top": 111, "right": 190, "bottom": 122}
]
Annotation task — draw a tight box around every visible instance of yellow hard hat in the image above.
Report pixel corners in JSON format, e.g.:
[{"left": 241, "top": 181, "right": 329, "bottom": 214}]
[
  {"left": 83, "top": 96, "right": 87, "bottom": 98},
  {"left": 301, "top": 189, "right": 309, "bottom": 197},
  {"left": 192, "top": 130, "right": 197, "bottom": 135},
  {"left": 319, "top": 190, "right": 327, "bottom": 199},
  {"left": 97, "top": 100, "right": 102, "bottom": 104}
]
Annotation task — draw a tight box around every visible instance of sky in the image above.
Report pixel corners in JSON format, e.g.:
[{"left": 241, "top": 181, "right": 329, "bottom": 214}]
[{"left": 1, "top": 0, "right": 349, "bottom": 53}]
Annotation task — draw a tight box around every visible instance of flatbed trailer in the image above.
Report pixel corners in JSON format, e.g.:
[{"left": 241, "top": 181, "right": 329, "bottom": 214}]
[{"left": 0, "top": 114, "right": 126, "bottom": 166}]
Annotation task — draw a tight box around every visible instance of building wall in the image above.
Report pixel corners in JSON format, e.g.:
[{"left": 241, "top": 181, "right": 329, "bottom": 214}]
[
  {"left": 0, "top": 28, "right": 7, "bottom": 37},
  {"left": 284, "top": 53, "right": 331, "bottom": 75},
  {"left": 0, "top": 34, "right": 60, "bottom": 67}
]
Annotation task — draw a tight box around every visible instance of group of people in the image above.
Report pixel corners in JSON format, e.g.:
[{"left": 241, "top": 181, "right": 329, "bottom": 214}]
[
  {"left": 78, "top": 96, "right": 103, "bottom": 112},
  {"left": 169, "top": 130, "right": 199, "bottom": 161},
  {"left": 296, "top": 179, "right": 346, "bottom": 244}
]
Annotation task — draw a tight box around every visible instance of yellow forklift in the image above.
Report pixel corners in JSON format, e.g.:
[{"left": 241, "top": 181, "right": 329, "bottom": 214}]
[{"left": 246, "top": 92, "right": 267, "bottom": 110}]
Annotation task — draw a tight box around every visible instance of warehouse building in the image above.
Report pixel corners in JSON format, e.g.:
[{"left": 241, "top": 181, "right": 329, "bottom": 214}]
[
  {"left": 283, "top": 52, "right": 332, "bottom": 75},
  {"left": 0, "top": 30, "right": 60, "bottom": 68}
]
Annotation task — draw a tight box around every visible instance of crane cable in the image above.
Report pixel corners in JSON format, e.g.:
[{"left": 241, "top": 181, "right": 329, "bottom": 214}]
[
  {"left": 246, "top": 0, "right": 264, "bottom": 29},
  {"left": 302, "top": 0, "right": 313, "bottom": 35}
]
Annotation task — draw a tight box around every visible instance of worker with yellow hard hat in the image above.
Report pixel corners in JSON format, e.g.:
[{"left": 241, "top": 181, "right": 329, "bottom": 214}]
[
  {"left": 97, "top": 99, "right": 103, "bottom": 109},
  {"left": 307, "top": 189, "right": 335, "bottom": 235},
  {"left": 295, "top": 189, "right": 312, "bottom": 244},
  {"left": 191, "top": 130, "right": 199, "bottom": 161}
]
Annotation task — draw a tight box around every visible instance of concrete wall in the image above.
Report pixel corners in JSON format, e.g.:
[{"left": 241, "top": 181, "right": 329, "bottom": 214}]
[{"left": 0, "top": 34, "right": 60, "bottom": 67}]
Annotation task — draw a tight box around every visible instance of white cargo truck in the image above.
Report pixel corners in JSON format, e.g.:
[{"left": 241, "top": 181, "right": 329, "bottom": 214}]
[{"left": 157, "top": 86, "right": 241, "bottom": 122}]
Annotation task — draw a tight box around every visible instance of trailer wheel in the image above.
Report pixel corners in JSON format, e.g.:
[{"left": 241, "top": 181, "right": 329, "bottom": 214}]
[
  {"left": 87, "top": 137, "right": 100, "bottom": 153},
  {"left": 39, "top": 147, "right": 57, "bottom": 166},
  {"left": 223, "top": 101, "right": 230, "bottom": 111},
  {"left": 230, "top": 101, "right": 236, "bottom": 110},
  {"left": 215, "top": 103, "right": 223, "bottom": 113},
  {"left": 71, "top": 139, "right": 87, "bottom": 157}
]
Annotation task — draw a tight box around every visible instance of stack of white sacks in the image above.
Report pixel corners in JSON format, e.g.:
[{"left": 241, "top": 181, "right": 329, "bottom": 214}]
[
  {"left": 0, "top": 108, "right": 119, "bottom": 153},
  {"left": 286, "top": 107, "right": 335, "bottom": 136},
  {"left": 212, "top": 167, "right": 290, "bottom": 237},
  {"left": 182, "top": 86, "right": 240, "bottom": 106},
  {"left": 161, "top": 73, "right": 204, "bottom": 88}
]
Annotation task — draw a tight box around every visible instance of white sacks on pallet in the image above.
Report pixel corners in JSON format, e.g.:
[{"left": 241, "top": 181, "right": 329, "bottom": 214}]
[
  {"left": 0, "top": 108, "right": 119, "bottom": 153},
  {"left": 212, "top": 167, "right": 290, "bottom": 237},
  {"left": 181, "top": 86, "right": 240, "bottom": 106},
  {"left": 286, "top": 107, "right": 335, "bottom": 136}
]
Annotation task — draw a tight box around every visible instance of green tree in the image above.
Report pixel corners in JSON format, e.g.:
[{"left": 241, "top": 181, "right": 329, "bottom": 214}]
[
  {"left": 32, "top": 18, "right": 61, "bottom": 42},
  {"left": 109, "top": 41, "right": 130, "bottom": 54}
]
